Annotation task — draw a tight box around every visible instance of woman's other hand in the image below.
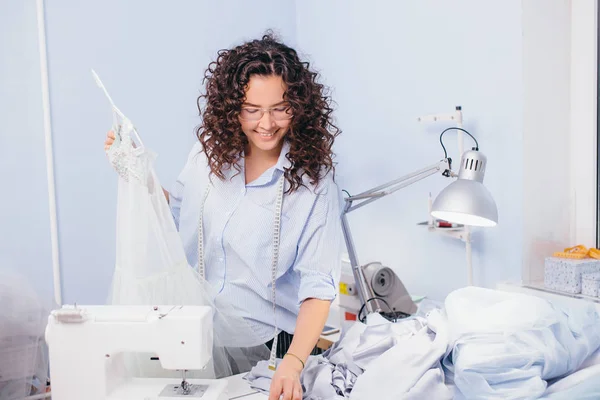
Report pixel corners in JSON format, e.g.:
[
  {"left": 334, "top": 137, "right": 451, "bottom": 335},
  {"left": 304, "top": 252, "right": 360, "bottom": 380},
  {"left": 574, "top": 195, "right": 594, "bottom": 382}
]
[{"left": 104, "top": 130, "right": 115, "bottom": 151}]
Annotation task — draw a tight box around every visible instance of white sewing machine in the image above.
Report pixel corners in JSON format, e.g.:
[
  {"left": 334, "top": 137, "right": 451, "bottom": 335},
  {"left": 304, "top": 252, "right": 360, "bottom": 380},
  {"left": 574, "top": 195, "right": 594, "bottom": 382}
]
[{"left": 45, "top": 305, "right": 228, "bottom": 400}]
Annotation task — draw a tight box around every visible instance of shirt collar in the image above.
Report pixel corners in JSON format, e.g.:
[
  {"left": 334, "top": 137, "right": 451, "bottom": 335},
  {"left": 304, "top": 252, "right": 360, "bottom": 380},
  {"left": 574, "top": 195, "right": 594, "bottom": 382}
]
[{"left": 245, "top": 141, "right": 292, "bottom": 187}]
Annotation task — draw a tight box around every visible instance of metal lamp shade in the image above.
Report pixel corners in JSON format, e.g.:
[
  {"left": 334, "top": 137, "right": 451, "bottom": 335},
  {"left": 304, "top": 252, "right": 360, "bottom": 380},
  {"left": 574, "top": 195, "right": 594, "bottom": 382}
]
[{"left": 431, "top": 150, "right": 498, "bottom": 227}]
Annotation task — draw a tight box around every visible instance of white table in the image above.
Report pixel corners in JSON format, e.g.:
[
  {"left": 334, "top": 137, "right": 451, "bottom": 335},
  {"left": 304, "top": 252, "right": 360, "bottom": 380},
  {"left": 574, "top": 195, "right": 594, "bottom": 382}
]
[{"left": 223, "top": 373, "right": 267, "bottom": 399}]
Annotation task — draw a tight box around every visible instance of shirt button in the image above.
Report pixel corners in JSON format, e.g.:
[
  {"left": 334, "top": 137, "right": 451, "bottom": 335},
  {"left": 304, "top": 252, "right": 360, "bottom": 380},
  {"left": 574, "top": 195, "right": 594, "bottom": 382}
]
[{"left": 218, "top": 257, "right": 224, "bottom": 262}]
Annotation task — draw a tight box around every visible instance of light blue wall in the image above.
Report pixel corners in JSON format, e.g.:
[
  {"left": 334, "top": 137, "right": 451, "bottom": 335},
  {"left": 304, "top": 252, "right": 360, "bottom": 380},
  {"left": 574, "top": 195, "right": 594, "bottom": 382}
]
[
  {"left": 0, "top": 1, "right": 55, "bottom": 303},
  {"left": 1, "top": 1, "right": 523, "bottom": 305},
  {"left": 295, "top": 1, "right": 524, "bottom": 300}
]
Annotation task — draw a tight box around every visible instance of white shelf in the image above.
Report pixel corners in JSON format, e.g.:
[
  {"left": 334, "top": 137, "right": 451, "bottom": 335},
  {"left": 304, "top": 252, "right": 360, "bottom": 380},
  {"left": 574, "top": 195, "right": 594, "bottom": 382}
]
[{"left": 497, "top": 281, "right": 600, "bottom": 312}]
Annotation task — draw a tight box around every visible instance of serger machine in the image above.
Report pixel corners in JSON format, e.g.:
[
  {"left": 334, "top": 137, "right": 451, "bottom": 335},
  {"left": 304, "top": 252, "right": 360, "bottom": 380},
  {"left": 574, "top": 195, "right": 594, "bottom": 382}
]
[
  {"left": 339, "top": 261, "right": 418, "bottom": 322},
  {"left": 45, "top": 305, "right": 227, "bottom": 399}
]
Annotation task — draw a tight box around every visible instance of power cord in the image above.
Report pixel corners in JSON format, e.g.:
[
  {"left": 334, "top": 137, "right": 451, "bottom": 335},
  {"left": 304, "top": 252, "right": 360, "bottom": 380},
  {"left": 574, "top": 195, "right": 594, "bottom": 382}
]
[
  {"left": 439, "top": 127, "right": 479, "bottom": 160},
  {"left": 357, "top": 297, "right": 396, "bottom": 323}
]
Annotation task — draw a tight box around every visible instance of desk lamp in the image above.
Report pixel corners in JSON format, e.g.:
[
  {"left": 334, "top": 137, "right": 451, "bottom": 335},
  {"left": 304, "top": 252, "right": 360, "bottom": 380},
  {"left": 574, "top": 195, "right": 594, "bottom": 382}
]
[{"left": 341, "top": 125, "right": 498, "bottom": 316}]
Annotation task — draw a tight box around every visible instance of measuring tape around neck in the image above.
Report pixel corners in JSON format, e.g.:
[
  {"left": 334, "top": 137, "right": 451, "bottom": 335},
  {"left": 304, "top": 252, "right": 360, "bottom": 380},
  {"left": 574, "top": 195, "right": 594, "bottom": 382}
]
[{"left": 197, "top": 174, "right": 285, "bottom": 370}]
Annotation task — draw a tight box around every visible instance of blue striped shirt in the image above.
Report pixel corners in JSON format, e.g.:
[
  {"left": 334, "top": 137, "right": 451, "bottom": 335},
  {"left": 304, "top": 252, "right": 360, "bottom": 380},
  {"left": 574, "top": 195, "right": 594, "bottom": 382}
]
[{"left": 169, "top": 141, "right": 342, "bottom": 342}]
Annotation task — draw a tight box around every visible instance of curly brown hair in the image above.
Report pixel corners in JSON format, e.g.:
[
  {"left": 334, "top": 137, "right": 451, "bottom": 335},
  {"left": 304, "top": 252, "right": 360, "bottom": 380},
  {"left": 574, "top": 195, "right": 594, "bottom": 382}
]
[{"left": 195, "top": 32, "right": 340, "bottom": 193}]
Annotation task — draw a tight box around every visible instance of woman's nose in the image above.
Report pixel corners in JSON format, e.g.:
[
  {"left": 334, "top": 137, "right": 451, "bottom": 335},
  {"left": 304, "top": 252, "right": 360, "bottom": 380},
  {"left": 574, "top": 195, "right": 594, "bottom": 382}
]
[{"left": 258, "top": 110, "right": 276, "bottom": 130}]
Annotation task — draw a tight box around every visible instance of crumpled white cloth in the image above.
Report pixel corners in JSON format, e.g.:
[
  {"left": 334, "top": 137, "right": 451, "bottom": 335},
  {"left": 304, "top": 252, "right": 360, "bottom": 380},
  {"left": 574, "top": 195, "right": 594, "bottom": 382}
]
[
  {"left": 349, "top": 310, "right": 452, "bottom": 400},
  {"left": 444, "top": 287, "right": 600, "bottom": 400},
  {"left": 541, "top": 363, "right": 600, "bottom": 399},
  {"left": 244, "top": 312, "right": 451, "bottom": 399},
  {"left": 245, "top": 287, "right": 600, "bottom": 399}
]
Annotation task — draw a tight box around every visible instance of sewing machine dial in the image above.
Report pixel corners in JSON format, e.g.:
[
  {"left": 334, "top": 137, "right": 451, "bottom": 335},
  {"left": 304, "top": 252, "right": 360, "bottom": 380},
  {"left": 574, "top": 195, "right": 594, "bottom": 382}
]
[{"left": 371, "top": 267, "right": 395, "bottom": 297}]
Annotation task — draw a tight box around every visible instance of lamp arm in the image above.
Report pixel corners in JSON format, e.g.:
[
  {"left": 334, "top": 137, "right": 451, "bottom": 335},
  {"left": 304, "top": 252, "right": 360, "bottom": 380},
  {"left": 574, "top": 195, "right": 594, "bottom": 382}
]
[
  {"left": 341, "top": 158, "right": 452, "bottom": 316},
  {"left": 344, "top": 159, "right": 451, "bottom": 213},
  {"left": 341, "top": 212, "right": 379, "bottom": 314}
]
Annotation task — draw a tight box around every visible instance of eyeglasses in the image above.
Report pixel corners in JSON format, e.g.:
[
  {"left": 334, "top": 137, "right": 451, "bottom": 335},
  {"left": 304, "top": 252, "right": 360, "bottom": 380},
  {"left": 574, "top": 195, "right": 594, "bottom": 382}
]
[{"left": 239, "top": 105, "right": 293, "bottom": 121}]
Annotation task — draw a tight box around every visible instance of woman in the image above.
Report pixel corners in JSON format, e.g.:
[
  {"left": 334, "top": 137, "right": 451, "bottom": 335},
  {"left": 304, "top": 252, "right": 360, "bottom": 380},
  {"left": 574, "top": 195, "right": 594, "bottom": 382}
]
[{"left": 105, "top": 33, "right": 342, "bottom": 400}]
